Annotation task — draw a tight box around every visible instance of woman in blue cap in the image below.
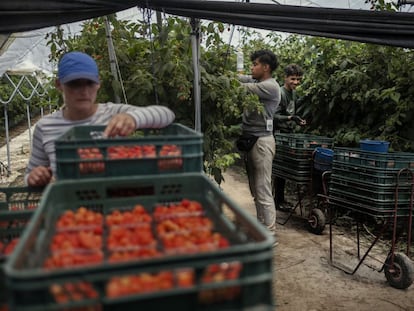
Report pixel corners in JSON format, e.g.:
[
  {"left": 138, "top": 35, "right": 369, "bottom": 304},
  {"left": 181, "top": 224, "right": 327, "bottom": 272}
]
[{"left": 25, "top": 51, "right": 175, "bottom": 187}]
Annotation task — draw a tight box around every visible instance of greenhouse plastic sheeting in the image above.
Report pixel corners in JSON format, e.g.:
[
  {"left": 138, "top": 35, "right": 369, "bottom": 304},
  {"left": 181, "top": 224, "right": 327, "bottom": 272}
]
[{"left": 0, "top": 0, "right": 413, "bottom": 48}]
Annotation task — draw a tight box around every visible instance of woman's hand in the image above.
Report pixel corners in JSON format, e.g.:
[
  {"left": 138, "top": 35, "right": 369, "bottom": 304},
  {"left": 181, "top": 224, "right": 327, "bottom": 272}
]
[
  {"left": 27, "top": 166, "right": 52, "bottom": 187},
  {"left": 104, "top": 113, "right": 136, "bottom": 137}
]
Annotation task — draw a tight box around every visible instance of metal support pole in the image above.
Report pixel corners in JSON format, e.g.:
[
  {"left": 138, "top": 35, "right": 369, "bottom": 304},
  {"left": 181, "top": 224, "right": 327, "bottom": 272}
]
[
  {"left": 190, "top": 18, "right": 201, "bottom": 133},
  {"left": 3, "top": 105, "right": 10, "bottom": 175},
  {"left": 104, "top": 16, "right": 121, "bottom": 103},
  {"left": 26, "top": 101, "right": 32, "bottom": 148},
  {"left": 0, "top": 73, "right": 47, "bottom": 176}
]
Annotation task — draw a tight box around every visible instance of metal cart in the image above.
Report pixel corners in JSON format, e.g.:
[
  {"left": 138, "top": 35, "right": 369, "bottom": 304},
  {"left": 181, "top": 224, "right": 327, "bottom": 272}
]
[
  {"left": 325, "top": 147, "right": 414, "bottom": 289},
  {"left": 272, "top": 133, "right": 333, "bottom": 234}
]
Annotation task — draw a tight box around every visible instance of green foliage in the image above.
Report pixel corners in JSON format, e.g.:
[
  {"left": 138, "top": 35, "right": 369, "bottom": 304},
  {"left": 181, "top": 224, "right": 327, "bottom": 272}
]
[
  {"left": 265, "top": 35, "right": 414, "bottom": 151},
  {"left": 237, "top": 27, "right": 414, "bottom": 152},
  {"left": 364, "top": 0, "right": 399, "bottom": 11},
  {"left": 9, "top": 7, "right": 412, "bottom": 184}
]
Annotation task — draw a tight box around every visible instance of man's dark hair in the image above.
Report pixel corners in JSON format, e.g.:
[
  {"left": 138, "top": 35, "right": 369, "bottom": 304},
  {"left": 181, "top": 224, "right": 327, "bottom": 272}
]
[
  {"left": 250, "top": 49, "right": 279, "bottom": 72},
  {"left": 284, "top": 63, "right": 304, "bottom": 77}
]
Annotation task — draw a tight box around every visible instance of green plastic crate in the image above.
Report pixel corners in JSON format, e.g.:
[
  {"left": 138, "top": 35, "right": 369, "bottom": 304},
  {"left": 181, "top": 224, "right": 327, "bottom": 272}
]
[
  {"left": 55, "top": 123, "right": 204, "bottom": 180},
  {"left": 0, "top": 186, "right": 44, "bottom": 213},
  {"left": 327, "top": 194, "right": 410, "bottom": 219},
  {"left": 334, "top": 147, "right": 414, "bottom": 170},
  {"left": 272, "top": 135, "right": 333, "bottom": 185},
  {"left": 275, "top": 133, "right": 333, "bottom": 149},
  {"left": 272, "top": 146, "right": 314, "bottom": 181},
  {"left": 272, "top": 163, "right": 311, "bottom": 184},
  {"left": 0, "top": 211, "right": 34, "bottom": 303},
  {"left": 272, "top": 158, "right": 311, "bottom": 174},
  {"left": 5, "top": 173, "right": 274, "bottom": 311},
  {"left": 331, "top": 162, "right": 406, "bottom": 185},
  {"left": 0, "top": 186, "right": 44, "bottom": 306},
  {"left": 275, "top": 145, "right": 315, "bottom": 160},
  {"left": 329, "top": 178, "right": 412, "bottom": 209},
  {"left": 328, "top": 150, "right": 414, "bottom": 218}
]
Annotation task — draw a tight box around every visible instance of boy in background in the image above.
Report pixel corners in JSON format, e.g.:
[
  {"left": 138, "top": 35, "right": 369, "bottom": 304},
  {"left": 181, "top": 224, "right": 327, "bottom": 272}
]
[{"left": 273, "top": 63, "right": 306, "bottom": 211}]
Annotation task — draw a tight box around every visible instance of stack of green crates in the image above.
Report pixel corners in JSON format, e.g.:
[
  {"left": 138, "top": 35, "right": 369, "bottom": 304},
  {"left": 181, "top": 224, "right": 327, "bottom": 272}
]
[
  {"left": 4, "top": 123, "right": 275, "bottom": 311},
  {"left": 328, "top": 147, "right": 414, "bottom": 218},
  {"left": 0, "top": 187, "right": 44, "bottom": 309},
  {"left": 272, "top": 133, "right": 333, "bottom": 183}
]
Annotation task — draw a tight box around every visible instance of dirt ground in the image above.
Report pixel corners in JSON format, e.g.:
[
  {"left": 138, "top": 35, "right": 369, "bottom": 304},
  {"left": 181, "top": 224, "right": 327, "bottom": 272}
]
[
  {"left": 1, "top": 126, "right": 414, "bottom": 310},
  {"left": 220, "top": 167, "right": 414, "bottom": 311}
]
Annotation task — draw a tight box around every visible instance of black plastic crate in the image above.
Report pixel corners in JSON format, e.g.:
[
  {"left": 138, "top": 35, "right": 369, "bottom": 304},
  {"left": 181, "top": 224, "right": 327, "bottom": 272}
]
[
  {"left": 55, "top": 123, "right": 203, "bottom": 180},
  {"left": 5, "top": 174, "right": 274, "bottom": 311}
]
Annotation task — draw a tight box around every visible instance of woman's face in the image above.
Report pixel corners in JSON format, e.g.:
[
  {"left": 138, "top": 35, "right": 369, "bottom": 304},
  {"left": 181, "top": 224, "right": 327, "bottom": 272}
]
[{"left": 56, "top": 78, "right": 100, "bottom": 110}]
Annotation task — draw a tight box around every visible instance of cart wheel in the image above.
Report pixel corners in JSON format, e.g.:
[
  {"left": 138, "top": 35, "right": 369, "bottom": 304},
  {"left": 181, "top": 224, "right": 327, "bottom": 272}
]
[
  {"left": 307, "top": 208, "right": 325, "bottom": 235},
  {"left": 384, "top": 252, "right": 414, "bottom": 289}
]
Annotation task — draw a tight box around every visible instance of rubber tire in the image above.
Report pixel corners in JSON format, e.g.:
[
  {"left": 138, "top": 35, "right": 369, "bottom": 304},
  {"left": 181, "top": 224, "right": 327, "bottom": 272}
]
[
  {"left": 307, "top": 208, "right": 326, "bottom": 235},
  {"left": 384, "top": 252, "right": 414, "bottom": 289}
]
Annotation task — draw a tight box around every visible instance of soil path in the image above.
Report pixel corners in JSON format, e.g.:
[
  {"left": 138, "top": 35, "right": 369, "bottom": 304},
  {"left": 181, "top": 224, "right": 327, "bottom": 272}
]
[{"left": 0, "top": 126, "right": 34, "bottom": 186}]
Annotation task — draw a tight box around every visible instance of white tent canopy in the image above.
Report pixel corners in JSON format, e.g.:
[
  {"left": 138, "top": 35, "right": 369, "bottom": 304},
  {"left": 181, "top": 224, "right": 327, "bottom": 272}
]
[
  {"left": 0, "top": 30, "right": 53, "bottom": 77},
  {"left": 0, "top": 22, "right": 84, "bottom": 78}
]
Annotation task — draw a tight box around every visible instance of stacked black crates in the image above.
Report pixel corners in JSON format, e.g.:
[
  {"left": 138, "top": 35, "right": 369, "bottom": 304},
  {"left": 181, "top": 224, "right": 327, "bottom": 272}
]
[
  {"left": 329, "top": 147, "right": 414, "bottom": 218},
  {"left": 272, "top": 133, "right": 333, "bottom": 184}
]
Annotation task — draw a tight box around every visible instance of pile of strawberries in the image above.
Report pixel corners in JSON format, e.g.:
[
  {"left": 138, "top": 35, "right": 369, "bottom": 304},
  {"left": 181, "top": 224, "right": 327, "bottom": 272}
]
[
  {"left": 77, "top": 144, "right": 183, "bottom": 175},
  {"left": 42, "top": 199, "right": 243, "bottom": 303},
  {"left": 0, "top": 238, "right": 19, "bottom": 258},
  {"left": 47, "top": 260, "right": 242, "bottom": 303},
  {"left": 49, "top": 281, "right": 99, "bottom": 306},
  {"left": 43, "top": 199, "right": 230, "bottom": 269},
  {"left": 106, "top": 269, "right": 194, "bottom": 298}
]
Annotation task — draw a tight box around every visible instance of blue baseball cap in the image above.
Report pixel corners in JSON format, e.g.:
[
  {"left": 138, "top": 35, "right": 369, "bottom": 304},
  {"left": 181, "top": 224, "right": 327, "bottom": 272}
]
[{"left": 58, "top": 51, "right": 100, "bottom": 84}]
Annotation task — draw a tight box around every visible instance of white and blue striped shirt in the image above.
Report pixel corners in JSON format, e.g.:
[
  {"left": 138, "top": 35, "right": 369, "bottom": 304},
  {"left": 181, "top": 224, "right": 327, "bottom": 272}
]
[{"left": 25, "top": 103, "right": 175, "bottom": 182}]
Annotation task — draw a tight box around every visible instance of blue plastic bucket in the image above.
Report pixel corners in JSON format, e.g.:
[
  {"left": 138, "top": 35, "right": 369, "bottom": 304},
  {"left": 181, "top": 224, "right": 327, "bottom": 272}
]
[
  {"left": 314, "top": 147, "right": 334, "bottom": 171},
  {"left": 360, "top": 140, "right": 389, "bottom": 153}
]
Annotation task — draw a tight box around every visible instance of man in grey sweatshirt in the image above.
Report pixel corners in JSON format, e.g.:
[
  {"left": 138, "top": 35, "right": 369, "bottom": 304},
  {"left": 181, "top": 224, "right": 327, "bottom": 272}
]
[{"left": 238, "top": 49, "right": 281, "bottom": 233}]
